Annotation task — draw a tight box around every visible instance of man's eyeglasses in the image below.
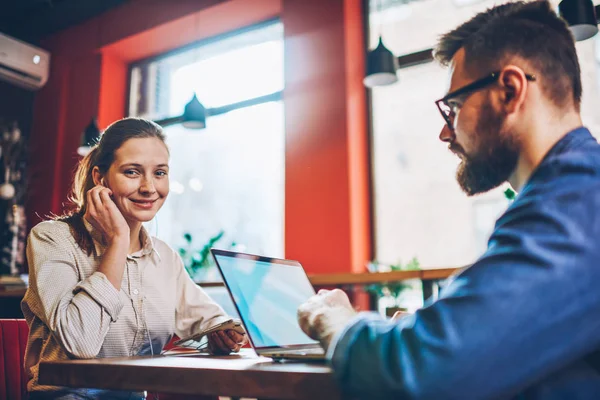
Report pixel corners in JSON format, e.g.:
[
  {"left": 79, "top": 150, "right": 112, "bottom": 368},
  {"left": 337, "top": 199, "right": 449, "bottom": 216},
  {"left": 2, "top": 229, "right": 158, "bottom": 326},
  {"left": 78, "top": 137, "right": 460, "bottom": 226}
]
[{"left": 435, "top": 71, "right": 536, "bottom": 130}]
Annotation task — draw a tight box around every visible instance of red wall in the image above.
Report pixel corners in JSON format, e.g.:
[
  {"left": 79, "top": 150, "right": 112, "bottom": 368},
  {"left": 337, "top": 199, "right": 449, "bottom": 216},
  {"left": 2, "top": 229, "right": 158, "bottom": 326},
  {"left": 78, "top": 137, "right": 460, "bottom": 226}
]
[{"left": 28, "top": 0, "right": 371, "bottom": 276}]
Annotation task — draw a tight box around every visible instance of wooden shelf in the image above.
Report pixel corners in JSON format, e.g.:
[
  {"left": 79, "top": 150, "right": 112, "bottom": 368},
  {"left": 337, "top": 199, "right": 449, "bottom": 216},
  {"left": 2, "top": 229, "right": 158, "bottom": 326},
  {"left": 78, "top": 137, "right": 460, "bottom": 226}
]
[
  {"left": 309, "top": 268, "right": 459, "bottom": 287},
  {"left": 2, "top": 268, "right": 462, "bottom": 297},
  {"left": 421, "top": 267, "right": 462, "bottom": 280},
  {"left": 0, "top": 288, "right": 27, "bottom": 298},
  {"left": 197, "top": 267, "right": 461, "bottom": 288},
  {"left": 308, "top": 270, "right": 422, "bottom": 286}
]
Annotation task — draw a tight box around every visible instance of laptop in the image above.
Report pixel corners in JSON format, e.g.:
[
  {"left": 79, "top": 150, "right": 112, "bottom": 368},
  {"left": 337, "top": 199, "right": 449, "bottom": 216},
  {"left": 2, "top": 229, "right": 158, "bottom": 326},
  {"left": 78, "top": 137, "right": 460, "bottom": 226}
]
[{"left": 211, "top": 248, "right": 327, "bottom": 361}]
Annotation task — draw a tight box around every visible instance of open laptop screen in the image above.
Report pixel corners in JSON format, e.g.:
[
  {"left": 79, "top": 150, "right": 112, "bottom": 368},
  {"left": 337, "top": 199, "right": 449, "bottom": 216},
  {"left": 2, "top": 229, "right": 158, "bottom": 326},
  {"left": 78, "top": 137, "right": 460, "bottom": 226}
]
[{"left": 212, "top": 250, "right": 319, "bottom": 349}]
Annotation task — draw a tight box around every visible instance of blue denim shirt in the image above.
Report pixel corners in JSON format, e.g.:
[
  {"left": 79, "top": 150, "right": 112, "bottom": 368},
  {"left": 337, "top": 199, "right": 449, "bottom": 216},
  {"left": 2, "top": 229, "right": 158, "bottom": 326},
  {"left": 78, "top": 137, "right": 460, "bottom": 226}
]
[{"left": 329, "top": 127, "right": 600, "bottom": 399}]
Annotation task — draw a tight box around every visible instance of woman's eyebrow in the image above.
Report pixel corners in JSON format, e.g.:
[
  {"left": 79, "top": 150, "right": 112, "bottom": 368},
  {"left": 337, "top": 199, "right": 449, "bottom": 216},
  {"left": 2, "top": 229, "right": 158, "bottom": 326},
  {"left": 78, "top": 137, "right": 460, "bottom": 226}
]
[{"left": 119, "top": 163, "right": 169, "bottom": 168}]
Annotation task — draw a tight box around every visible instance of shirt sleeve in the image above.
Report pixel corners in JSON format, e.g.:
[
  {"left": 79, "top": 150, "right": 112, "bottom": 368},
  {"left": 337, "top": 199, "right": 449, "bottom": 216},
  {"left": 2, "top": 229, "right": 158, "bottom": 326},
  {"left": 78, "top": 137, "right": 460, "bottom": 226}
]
[
  {"left": 329, "top": 195, "right": 600, "bottom": 399},
  {"left": 173, "top": 253, "right": 230, "bottom": 339},
  {"left": 26, "top": 222, "right": 124, "bottom": 359}
]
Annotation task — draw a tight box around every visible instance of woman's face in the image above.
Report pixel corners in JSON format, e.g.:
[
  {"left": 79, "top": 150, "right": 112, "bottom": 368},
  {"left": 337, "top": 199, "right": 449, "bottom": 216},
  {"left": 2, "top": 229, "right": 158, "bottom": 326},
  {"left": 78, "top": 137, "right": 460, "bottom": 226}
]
[{"left": 96, "top": 137, "right": 170, "bottom": 224}]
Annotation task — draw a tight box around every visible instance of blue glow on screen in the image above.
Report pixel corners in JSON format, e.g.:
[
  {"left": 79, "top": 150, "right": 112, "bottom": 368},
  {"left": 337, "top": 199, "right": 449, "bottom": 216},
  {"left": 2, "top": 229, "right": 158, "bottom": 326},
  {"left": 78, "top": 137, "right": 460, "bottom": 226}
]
[{"left": 214, "top": 255, "right": 318, "bottom": 348}]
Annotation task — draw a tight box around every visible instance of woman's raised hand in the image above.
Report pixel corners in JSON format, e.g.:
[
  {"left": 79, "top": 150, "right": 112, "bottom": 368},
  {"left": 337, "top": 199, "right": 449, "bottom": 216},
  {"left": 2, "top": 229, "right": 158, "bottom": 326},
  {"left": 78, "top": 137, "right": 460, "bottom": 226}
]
[{"left": 84, "top": 184, "right": 130, "bottom": 245}]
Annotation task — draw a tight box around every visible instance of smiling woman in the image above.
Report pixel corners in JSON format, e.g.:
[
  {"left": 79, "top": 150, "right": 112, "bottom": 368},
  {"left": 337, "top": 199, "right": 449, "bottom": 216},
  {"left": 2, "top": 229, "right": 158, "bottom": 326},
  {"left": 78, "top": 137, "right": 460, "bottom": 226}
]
[
  {"left": 21, "top": 117, "right": 248, "bottom": 399},
  {"left": 129, "top": 21, "right": 285, "bottom": 263},
  {"left": 97, "top": 138, "right": 170, "bottom": 226}
]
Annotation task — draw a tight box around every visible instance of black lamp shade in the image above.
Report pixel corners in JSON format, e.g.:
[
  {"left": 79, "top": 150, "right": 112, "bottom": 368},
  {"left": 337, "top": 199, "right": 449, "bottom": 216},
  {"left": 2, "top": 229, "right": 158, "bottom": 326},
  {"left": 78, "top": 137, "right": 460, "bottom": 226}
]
[
  {"left": 77, "top": 117, "right": 101, "bottom": 156},
  {"left": 559, "top": 0, "right": 598, "bottom": 41},
  {"left": 182, "top": 94, "right": 206, "bottom": 129},
  {"left": 363, "top": 37, "right": 399, "bottom": 88}
]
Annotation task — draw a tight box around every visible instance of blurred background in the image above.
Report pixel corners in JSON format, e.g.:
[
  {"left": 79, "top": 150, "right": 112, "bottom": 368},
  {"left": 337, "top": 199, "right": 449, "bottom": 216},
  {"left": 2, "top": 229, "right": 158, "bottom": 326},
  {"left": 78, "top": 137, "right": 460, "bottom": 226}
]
[{"left": 1, "top": 0, "right": 599, "bottom": 317}]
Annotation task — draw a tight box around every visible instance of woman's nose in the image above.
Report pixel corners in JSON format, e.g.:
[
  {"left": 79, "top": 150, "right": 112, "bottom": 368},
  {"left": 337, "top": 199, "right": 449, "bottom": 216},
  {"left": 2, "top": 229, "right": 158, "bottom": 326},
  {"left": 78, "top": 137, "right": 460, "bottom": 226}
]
[{"left": 140, "top": 177, "right": 156, "bottom": 193}]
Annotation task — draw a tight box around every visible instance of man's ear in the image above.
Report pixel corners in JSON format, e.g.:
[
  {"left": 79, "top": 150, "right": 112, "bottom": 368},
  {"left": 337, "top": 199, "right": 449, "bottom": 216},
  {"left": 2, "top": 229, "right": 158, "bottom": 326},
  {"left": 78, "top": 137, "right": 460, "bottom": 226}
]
[
  {"left": 91, "top": 167, "right": 104, "bottom": 186},
  {"left": 498, "top": 66, "right": 528, "bottom": 114}
]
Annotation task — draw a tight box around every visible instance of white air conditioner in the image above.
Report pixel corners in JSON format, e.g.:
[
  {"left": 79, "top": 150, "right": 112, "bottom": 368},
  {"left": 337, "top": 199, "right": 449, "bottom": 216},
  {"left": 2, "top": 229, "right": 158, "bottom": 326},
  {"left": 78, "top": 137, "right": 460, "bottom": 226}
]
[{"left": 0, "top": 33, "right": 50, "bottom": 91}]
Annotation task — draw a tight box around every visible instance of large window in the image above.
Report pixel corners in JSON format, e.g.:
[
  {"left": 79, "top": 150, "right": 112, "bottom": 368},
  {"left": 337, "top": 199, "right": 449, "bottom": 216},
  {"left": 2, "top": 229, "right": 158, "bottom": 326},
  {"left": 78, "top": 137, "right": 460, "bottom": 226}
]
[
  {"left": 369, "top": 0, "right": 600, "bottom": 269},
  {"left": 128, "top": 22, "right": 285, "bottom": 279}
]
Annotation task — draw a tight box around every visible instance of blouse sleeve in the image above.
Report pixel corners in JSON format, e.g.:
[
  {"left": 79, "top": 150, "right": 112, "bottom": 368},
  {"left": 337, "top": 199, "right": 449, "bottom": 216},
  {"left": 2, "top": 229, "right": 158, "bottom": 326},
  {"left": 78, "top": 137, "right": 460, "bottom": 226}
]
[
  {"left": 172, "top": 252, "right": 230, "bottom": 339},
  {"left": 25, "top": 222, "right": 124, "bottom": 359}
]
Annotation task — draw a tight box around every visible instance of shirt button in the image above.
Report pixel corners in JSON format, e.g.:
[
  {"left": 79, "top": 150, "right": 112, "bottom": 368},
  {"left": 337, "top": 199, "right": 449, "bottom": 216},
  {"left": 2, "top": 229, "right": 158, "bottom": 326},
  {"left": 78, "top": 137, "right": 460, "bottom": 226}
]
[{"left": 133, "top": 289, "right": 139, "bottom": 295}]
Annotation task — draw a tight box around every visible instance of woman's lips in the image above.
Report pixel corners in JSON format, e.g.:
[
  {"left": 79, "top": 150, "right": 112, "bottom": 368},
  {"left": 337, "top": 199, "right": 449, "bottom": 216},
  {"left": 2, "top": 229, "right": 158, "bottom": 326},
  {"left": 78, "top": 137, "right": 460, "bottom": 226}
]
[{"left": 130, "top": 198, "right": 158, "bottom": 209}]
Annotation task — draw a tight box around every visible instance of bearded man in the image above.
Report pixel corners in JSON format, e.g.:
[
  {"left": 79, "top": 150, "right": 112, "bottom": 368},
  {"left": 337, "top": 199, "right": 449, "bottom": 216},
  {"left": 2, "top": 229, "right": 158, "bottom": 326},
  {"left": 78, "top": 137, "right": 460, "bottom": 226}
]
[{"left": 298, "top": 1, "right": 600, "bottom": 399}]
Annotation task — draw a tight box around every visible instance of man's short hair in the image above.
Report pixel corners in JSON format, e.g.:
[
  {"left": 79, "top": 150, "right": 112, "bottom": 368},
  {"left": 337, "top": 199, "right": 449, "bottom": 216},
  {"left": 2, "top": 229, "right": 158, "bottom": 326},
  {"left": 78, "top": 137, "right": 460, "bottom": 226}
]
[{"left": 434, "top": 0, "right": 582, "bottom": 110}]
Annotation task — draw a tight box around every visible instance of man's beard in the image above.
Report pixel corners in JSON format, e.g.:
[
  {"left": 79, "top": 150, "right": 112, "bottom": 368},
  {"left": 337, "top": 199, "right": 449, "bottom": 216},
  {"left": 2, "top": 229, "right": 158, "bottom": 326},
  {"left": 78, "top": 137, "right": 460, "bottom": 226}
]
[{"left": 454, "top": 100, "right": 519, "bottom": 196}]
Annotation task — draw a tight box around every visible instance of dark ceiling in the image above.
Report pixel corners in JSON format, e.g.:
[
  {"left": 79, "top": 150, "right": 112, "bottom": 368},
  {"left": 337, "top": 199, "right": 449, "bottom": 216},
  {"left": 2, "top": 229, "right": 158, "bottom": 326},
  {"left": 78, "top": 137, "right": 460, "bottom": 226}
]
[{"left": 0, "top": 0, "right": 129, "bottom": 44}]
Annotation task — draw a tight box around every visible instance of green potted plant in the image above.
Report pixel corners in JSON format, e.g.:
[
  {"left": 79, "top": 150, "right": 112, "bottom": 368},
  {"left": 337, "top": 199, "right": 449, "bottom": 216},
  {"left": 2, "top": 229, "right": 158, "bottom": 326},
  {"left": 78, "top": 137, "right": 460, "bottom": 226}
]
[
  {"left": 366, "top": 257, "right": 421, "bottom": 317},
  {"left": 178, "top": 230, "right": 225, "bottom": 282}
]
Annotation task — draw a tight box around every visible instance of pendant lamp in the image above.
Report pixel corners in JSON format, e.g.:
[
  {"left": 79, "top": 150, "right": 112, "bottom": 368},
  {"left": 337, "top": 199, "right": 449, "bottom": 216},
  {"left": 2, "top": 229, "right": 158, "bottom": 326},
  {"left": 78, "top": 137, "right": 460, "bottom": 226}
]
[
  {"left": 77, "top": 117, "right": 101, "bottom": 156},
  {"left": 364, "top": 37, "right": 399, "bottom": 88},
  {"left": 559, "top": 0, "right": 599, "bottom": 41}
]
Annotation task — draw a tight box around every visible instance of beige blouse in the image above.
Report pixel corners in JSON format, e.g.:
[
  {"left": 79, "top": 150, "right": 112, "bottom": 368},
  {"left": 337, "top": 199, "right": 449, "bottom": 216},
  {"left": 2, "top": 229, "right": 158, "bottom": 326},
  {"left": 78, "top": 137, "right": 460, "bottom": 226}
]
[{"left": 22, "top": 219, "right": 229, "bottom": 393}]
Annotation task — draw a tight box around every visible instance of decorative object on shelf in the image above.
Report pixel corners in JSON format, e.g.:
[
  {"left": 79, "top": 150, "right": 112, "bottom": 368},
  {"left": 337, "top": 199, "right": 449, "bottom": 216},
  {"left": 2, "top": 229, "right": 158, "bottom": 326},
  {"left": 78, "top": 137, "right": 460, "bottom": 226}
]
[
  {"left": 178, "top": 230, "right": 225, "bottom": 282},
  {"left": 0, "top": 120, "right": 27, "bottom": 275},
  {"left": 366, "top": 257, "right": 421, "bottom": 316},
  {"left": 4, "top": 204, "right": 27, "bottom": 275},
  {"left": 0, "top": 122, "right": 23, "bottom": 201}
]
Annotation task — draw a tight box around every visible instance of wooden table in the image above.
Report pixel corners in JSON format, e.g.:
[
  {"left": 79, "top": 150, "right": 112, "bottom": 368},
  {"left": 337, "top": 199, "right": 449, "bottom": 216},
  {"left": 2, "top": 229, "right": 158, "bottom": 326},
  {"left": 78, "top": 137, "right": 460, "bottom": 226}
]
[{"left": 38, "top": 349, "right": 343, "bottom": 399}]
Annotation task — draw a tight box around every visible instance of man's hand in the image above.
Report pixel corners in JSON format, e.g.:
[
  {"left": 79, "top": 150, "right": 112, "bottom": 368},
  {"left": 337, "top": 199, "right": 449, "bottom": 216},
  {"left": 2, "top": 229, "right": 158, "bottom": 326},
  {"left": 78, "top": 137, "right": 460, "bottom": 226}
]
[
  {"left": 207, "top": 329, "right": 248, "bottom": 355},
  {"left": 297, "top": 289, "right": 357, "bottom": 351}
]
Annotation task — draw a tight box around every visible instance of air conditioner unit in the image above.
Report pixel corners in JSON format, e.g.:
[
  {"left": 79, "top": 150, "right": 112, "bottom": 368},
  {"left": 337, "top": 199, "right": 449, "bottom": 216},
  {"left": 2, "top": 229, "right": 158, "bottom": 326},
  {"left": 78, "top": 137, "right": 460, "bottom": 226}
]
[{"left": 0, "top": 33, "right": 50, "bottom": 91}]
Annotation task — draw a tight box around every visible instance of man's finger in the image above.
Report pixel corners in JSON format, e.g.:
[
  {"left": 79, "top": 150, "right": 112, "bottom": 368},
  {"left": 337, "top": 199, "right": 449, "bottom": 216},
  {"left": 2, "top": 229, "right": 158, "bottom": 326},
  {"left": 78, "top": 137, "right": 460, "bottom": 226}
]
[{"left": 297, "top": 311, "right": 311, "bottom": 335}]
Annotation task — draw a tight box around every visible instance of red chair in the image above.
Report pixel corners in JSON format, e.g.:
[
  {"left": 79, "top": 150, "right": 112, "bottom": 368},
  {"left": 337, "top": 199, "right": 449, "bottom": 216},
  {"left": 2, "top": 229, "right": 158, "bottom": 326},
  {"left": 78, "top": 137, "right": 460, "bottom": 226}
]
[{"left": 0, "top": 319, "right": 28, "bottom": 400}]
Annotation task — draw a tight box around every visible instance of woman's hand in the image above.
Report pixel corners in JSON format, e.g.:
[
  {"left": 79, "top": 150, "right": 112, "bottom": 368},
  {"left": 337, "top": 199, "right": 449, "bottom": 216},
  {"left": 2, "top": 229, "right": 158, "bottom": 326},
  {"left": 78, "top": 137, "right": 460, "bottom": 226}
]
[
  {"left": 84, "top": 184, "right": 130, "bottom": 290},
  {"left": 207, "top": 330, "right": 248, "bottom": 355},
  {"left": 84, "top": 185, "right": 130, "bottom": 245}
]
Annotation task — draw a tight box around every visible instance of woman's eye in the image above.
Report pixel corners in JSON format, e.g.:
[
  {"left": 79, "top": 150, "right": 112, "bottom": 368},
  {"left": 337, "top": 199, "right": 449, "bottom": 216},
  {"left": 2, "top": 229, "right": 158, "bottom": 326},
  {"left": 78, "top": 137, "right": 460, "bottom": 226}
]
[
  {"left": 124, "top": 170, "right": 139, "bottom": 176},
  {"left": 155, "top": 170, "right": 168, "bottom": 177}
]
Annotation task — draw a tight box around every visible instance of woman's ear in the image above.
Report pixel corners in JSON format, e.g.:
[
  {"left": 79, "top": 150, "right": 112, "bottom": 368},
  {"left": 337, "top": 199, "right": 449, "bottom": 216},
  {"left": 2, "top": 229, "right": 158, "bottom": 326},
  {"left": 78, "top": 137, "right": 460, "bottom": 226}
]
[{"left": 91, "top": 167, "right": 105, "bottom": 187}]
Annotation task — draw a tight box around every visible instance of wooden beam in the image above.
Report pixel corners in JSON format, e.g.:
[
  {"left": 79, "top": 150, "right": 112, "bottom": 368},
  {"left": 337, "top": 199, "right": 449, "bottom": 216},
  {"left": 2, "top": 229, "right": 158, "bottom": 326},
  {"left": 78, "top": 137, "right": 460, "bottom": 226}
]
[{"left": 397, "top": 48, "right": 433, "bottom": 69}]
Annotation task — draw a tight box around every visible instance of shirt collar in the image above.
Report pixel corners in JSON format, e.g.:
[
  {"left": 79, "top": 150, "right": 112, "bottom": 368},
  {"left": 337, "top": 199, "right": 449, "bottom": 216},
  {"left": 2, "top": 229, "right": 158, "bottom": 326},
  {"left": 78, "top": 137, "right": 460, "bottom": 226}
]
[
  {"left": 524, "top": 126, "right": 596, "bottom": 186},
  {"left": 540, "top": 126, "right": 595, "bottom": 160},
  {"left": 82, "top": 218, "right": 157, "bottom": 259}
]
